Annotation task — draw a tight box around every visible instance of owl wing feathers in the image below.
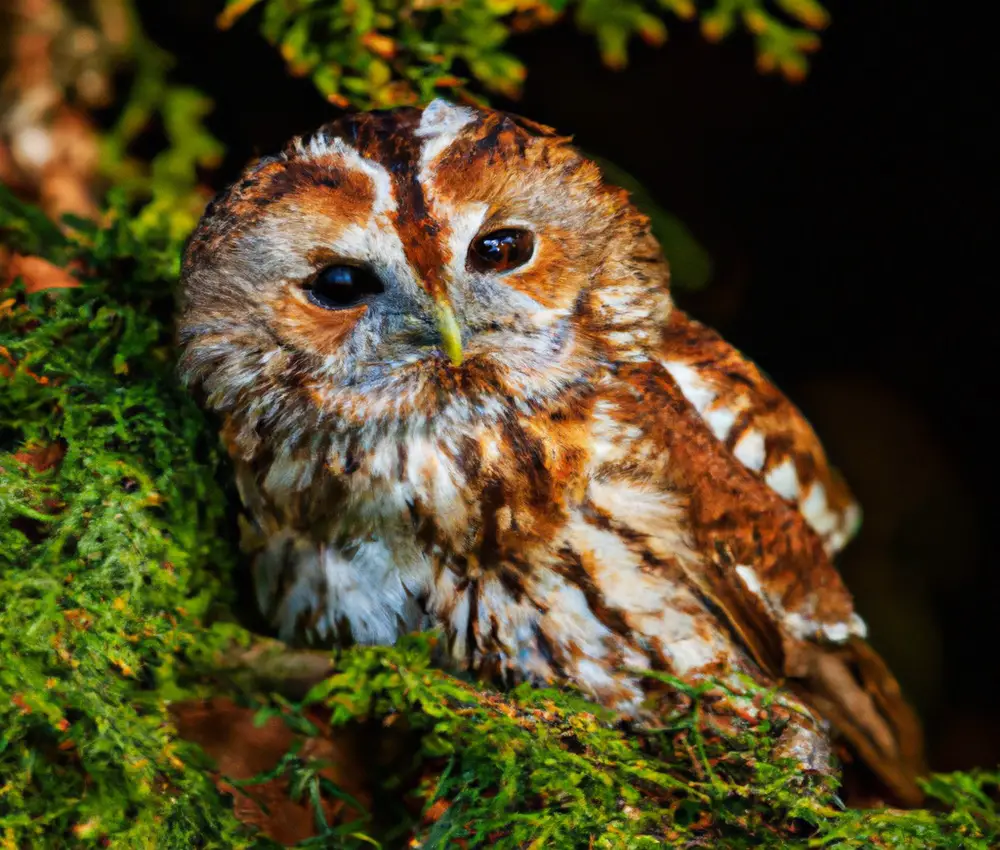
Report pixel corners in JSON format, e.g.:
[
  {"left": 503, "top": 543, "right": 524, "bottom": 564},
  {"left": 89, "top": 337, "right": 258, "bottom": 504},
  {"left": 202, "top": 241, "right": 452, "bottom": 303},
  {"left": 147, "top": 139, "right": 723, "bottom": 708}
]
[
  {"left": 629, "top": 325, "right": 926, "bottom": 805},
  {"left": 620, "top": 359, "right": 859, "bottom": 656},
  {"left": 791, "top": 639, "right": 927, "bottom": 807},
  {"left": 659, "top": 310, "right": 861, "bottom": 556}
]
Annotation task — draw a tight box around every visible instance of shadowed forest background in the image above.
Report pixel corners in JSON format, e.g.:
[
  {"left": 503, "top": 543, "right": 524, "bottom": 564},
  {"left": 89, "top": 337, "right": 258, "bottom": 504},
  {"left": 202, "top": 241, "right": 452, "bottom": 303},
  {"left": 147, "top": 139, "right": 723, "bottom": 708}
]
[
  {"left": 1, "top": 0, "right": 996, "bottom": 845},
  {"left": 140, "top": 0, "right": 995, "bottom": 773}
]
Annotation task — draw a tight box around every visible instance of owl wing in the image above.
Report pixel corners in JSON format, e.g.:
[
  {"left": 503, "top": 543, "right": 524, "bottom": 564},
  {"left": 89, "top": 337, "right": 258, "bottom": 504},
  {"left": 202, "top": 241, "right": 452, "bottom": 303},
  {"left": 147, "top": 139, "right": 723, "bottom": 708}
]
[
  {"left": 659, "top": 309, "right": 860, "bottom": 555},
  {"left": 616, "top": 331, "right": 925, "bottom": 805}
]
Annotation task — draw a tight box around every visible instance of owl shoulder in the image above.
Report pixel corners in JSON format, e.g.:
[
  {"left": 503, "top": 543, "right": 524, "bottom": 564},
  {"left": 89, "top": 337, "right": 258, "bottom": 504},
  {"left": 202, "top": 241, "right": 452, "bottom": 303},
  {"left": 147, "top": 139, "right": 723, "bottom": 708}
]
[{"left": 657, "top": 309, "right": 861, "bottom": 555}]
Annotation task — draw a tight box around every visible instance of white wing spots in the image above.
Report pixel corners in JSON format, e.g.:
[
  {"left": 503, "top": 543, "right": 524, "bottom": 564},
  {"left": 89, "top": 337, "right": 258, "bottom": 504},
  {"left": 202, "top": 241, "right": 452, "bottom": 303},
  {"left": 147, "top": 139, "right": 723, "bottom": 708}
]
[
  {"left": 735, "top": 563, "right": 863, "bottom": 645},
  {"left": 661, "top": 359, "right": 860, "bottom": 554},
  {"left": 661, "top": 360, "right": 766, "bottom": 459},
  {"left": 415, "top": 98, "right": 476, "bottom": 174},
  {"left": 844, "top": 501, "right": 863, "bottom": 538},
  {"left": 822, "top": 621, "right": 850, "bottom": 642},
  {"left": 785, "top": 610, "right": 866, "bottom": 644},
  {"left": 765, "top": 456, "right": 801, "bottom": 500},
  {"left": 593, "top": 283, "right": 652, "bottom": 324},
  {"left": 588, "top": 400, "right": 633, "bottom": 467},
  {"left": 606, "top": 332, "right": 648, "bottom": 362},
  {"left": 800, "top": 481, "right": 840, "bottom": 537},
  {"left": 704, "top": 404, "right": 738, "bottom": 441},
  {"left": 734, "top": 564, "right": 765, "bottom": 599},
  {"left": 849, "top": 612, "right": 869, "bottom": 639},
  {"left": 817, "top": 494, "right": 859, "bottom": 551},
  {"left": 733, "top": 428, "right": 766, "bottom": 472},
  {"left": 606, "top": 330, "right": 634, "bottom": 345},
  {"left": 826, "top": 501, "right": 863, "bottom": 554},
  {"left": 661, "top": 360, "right": 716, "bottom": 413}
]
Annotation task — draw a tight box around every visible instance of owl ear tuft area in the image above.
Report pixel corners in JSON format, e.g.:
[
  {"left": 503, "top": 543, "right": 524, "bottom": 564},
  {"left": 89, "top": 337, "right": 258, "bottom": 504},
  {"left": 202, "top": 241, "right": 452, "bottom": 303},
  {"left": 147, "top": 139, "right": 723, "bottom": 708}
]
[{"left": 416, "top": 98, "right": 477, "bottom": 139}]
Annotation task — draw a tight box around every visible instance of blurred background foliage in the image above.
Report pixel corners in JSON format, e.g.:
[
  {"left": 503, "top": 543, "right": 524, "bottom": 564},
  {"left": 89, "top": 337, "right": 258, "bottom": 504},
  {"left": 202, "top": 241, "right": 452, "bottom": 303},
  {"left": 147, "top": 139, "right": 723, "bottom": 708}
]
[{"left": 217, "top": 0, "right": 829, "bottom": 109}]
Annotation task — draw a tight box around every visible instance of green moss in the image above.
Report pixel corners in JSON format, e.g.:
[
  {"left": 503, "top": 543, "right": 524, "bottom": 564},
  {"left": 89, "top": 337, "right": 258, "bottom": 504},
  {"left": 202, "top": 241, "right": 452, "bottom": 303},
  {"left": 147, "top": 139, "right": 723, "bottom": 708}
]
[
  {"left": 285, "top": 636, "right": 999, "bottom": 848},
  {"left": 0, "top": 187, "right": 248, "bottom": 847},
  {"left": 1, "top": 189, "right": 998, "bottom": 849}
]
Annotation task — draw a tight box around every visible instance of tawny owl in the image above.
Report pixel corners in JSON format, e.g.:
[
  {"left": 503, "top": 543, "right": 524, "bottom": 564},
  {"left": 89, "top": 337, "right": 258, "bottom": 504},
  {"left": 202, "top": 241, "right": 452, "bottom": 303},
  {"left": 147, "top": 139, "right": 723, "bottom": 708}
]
[{"left": 178, "top": 99, "right": 924, "bottom": 805}]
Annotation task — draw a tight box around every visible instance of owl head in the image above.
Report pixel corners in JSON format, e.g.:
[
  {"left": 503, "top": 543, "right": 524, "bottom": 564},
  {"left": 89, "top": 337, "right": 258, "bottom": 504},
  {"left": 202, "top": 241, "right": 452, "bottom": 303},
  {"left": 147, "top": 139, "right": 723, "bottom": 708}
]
[{"left": 178, "top": 99, "right": 672, "bottom": 457}]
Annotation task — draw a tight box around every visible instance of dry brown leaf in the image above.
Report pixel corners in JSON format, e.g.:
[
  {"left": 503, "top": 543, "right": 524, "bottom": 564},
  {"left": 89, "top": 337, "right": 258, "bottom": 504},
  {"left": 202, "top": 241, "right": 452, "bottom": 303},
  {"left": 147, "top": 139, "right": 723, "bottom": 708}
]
[
  {"left": 13, "top": 441, "right": 65, "bottom": 472},
  {"left": 3, "top": 253, "right": 80, "bottom": 293},
  {"left": 170, "top": 697, "right": 371, "bottom": 846}
]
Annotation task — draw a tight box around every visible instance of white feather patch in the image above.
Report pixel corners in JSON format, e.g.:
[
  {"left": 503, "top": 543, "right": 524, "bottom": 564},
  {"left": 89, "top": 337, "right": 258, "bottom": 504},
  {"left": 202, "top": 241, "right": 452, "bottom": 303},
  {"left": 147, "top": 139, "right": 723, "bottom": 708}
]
[
  {"left": 661, "top": 360, "right": 716, "bottom": 413},
  {"left": 764, "top": 456, "right": 801, "bottom": 500},
  {"left": 416, "top": 98, "right": 476, "bottom": 173},
  {"left": 704, "top": 404, "right": 738, "bottom": 441},
  {"left": 800, "top": 481, "right": 840, "bottom": 536}
]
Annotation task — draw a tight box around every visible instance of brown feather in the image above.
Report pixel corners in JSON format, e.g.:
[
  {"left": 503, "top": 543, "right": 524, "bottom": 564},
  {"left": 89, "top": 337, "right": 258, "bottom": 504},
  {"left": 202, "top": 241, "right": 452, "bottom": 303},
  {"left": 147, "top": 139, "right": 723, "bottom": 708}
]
[{"left": 792, "top": 639, "right": 927, "bottom": 806}]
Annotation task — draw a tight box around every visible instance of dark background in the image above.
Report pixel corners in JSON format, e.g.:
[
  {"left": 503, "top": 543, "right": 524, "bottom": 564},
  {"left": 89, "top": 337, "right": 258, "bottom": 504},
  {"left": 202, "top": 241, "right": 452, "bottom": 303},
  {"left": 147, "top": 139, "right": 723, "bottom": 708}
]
[{"left": 141, "top": 0, "right": 995, "bottom": 772}]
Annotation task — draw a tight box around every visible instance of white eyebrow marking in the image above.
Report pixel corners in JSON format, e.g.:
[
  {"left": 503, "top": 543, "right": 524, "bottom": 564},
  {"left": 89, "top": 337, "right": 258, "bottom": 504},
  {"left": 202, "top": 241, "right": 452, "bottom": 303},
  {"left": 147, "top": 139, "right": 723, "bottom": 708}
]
[
  {"left": 294, "top": 133, "right": 396, "bottom": 217},
  {"left": 339, "top": 140, "right": 395, "bottom": 217},
  {"left": 285, "top": 129, "right": 421, "bottom": 301},
  {"left": 443, "top": 200, "right": 489, "bottom": 276}
]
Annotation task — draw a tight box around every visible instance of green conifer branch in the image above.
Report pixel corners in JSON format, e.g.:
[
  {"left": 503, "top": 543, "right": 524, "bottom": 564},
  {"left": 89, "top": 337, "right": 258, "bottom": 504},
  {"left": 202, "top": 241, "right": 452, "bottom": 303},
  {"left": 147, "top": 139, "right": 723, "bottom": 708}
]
[{"left": 218, "top": 0, "right": 831, "bottom": 111}]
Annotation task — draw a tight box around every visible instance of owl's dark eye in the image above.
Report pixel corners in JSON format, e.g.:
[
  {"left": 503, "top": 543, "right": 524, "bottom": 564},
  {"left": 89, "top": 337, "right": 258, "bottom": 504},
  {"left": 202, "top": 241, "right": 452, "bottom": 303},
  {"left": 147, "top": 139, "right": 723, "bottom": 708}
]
[
  {"left": 306, "top": 264, "right": 384, "bottom": 310},
  {"left": 468, "top": 228, "right": 535, "bottom": 273}
]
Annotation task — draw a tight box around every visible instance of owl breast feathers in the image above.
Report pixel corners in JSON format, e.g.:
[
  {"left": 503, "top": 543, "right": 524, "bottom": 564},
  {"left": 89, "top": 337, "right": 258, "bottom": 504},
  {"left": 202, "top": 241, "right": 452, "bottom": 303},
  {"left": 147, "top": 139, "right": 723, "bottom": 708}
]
[{"left": 178, "top": 99, "right": 924, "bottom": 804}]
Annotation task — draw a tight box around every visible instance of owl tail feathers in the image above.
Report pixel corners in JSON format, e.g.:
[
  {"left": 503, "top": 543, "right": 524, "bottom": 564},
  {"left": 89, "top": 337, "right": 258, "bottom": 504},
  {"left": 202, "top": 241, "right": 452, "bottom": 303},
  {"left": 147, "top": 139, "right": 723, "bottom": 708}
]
[{"left": 792, "top": 637, "right": 927, "bottom": 809}]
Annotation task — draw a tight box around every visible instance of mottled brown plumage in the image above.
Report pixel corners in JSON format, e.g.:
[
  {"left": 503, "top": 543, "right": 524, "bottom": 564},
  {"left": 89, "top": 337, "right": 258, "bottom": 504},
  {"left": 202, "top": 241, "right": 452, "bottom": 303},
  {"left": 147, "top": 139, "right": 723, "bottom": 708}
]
[{"left": 177, "top": 100, "right": 925, "bottom": 805}]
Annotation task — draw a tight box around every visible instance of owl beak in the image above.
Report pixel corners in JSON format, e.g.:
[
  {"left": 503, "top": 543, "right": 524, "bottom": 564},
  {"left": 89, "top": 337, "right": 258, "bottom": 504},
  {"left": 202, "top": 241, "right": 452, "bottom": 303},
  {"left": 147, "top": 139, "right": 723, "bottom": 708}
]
[{"left": 434, "top": 299, "right": 463, "bottom": 366}]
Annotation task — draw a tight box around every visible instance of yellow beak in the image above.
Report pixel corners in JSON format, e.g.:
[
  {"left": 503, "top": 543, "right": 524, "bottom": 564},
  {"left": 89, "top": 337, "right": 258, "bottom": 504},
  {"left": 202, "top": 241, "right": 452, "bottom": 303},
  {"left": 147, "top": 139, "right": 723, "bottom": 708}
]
[{"left": 434, "top": 299, "right": 463, "bottom": 366}]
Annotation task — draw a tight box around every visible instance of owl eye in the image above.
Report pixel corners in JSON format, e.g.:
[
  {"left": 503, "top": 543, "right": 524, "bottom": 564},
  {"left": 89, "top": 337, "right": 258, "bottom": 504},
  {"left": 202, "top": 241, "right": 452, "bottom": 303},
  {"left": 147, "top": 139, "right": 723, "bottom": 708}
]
[
  {"left": 306, "top": 264, "right": 384, "bottom": 310},
  {"left": 469, "top": 228, "right": 535, "bottom": 273}
]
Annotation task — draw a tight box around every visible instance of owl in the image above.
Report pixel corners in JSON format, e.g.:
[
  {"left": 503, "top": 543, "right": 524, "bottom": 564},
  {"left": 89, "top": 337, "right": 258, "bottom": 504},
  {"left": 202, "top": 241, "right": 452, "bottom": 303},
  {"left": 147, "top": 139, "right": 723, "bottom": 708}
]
[{"left": 178, "top": 99, "right": 924, "bottom": 805}]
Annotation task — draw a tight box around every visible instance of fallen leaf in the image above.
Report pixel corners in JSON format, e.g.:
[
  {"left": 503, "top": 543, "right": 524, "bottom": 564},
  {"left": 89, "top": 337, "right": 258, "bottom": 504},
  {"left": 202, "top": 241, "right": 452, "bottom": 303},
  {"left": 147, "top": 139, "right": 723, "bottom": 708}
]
[
  {"left": 12, "top": 440, "right": 65, "bottom": 472},
  {"left": 170, "top": 697, "right": 371, "bottom": 846},
  {"left": 3, "top": 253, "right": 80, "bottom": 293}
]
